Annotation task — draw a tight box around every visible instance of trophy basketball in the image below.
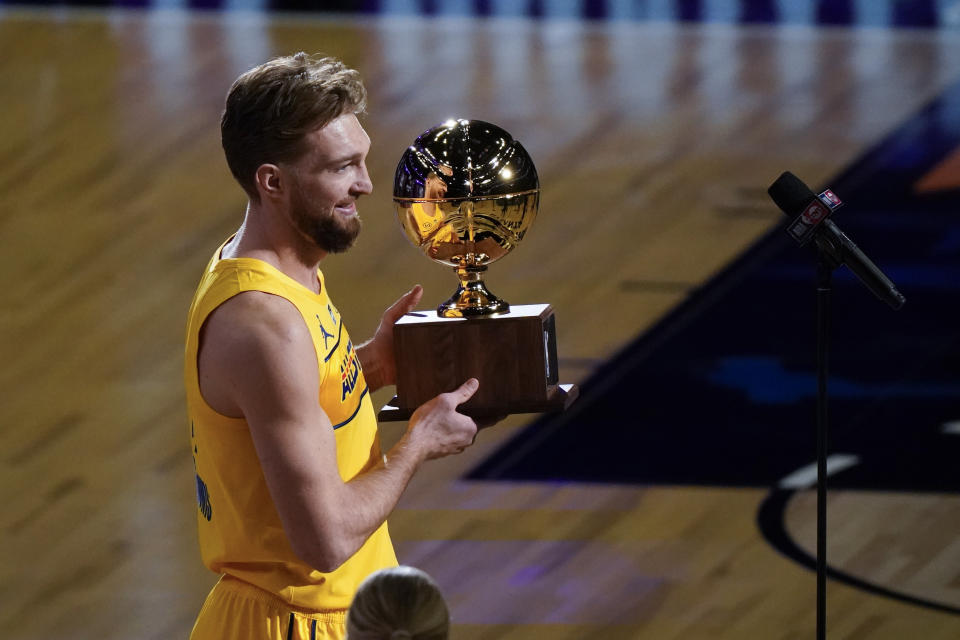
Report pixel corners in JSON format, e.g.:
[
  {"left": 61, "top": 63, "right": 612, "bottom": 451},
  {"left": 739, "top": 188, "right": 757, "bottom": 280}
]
[{"left": 379, "top": 119, "right": 578, "bottom": 420}]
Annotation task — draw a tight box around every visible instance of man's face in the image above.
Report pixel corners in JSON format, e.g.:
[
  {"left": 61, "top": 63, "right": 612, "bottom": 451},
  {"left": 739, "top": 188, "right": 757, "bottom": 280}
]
[{"left": 285, "top": 113, "right": 373, "bottom": 254}]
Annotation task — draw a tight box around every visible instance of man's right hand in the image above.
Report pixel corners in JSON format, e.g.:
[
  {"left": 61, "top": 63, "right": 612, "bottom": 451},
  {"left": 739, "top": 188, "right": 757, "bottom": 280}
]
[{"left": 406, "top": 378, "right": 481, "bottom": 459}]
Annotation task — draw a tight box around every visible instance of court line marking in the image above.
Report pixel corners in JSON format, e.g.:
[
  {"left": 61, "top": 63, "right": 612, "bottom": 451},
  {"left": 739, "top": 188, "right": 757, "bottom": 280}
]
[
  {"left": 757, "top": 489, "right": 960, "bottom": 617},
  {"left": 941, "top": 421, "right": 960, "bottom": 435},
  {"left": 777, "top": 454, "right": 860, "bottom": 490}
]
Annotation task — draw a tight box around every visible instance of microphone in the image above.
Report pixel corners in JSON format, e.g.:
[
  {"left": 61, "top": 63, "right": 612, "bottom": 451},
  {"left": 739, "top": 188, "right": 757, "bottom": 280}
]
[{"left": 768, "top": 171, "right": 905, "bottom": 310}]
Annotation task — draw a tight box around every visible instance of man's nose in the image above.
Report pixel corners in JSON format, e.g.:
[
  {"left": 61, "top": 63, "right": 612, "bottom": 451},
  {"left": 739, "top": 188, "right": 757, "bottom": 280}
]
[{"left": 354, "top": 163, "right": 373, "bottom": 195}]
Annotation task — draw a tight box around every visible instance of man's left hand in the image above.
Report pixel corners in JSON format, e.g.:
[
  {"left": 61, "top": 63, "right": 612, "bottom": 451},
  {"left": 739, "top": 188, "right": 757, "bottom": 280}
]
[{"left": 357, "top": 285, "right": 423, "bottom": 392}]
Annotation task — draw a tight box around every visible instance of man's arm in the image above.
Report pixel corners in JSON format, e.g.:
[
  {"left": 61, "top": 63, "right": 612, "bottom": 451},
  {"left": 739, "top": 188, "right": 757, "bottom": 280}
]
[{"left": 198, "top": 290, "right": 477, "bottom": 573}]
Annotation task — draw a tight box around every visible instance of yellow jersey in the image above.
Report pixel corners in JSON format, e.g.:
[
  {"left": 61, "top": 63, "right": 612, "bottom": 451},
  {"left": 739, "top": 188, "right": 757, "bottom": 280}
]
[{"left": 183, "top": 241, "right": 397, "bottom": 611}]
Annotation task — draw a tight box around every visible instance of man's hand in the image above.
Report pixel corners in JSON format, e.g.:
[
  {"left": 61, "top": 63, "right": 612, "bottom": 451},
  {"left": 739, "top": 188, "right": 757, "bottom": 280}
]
[
  {"left": 405, "top": 378, "right": 480, "bottom": 459},
  {"left": 356, "top": 285, "right": 423, "bottom": 392}
]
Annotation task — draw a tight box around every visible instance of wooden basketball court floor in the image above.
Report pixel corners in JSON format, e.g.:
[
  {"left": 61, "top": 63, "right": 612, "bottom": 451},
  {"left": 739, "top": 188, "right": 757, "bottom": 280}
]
[{"left": 1, "top": 6, "right": 959, "bottom": 639}]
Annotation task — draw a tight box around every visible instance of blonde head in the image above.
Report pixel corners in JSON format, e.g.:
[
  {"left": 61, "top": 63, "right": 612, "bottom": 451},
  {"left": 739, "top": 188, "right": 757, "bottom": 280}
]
[
  {"left": 346, "top": 566, "right": 449, "bottom": 640},
  {"left": 220, "top": 52, "right": 367, "bottom": 201}
]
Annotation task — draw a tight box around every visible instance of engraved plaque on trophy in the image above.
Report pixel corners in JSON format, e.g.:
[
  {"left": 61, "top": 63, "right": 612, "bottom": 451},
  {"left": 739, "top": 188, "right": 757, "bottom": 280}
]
[{"left": 379, "top": 119, "right": 578, "bottom": 420}]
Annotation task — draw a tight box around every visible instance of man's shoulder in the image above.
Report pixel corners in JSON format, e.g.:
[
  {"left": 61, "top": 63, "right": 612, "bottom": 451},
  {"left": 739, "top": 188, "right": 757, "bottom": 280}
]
[
  {"left": 197, "top": 290, "right": 321, "bottom": 420},
  {"left": 205, "top": 290, "right": 310, "bottom": 352}
]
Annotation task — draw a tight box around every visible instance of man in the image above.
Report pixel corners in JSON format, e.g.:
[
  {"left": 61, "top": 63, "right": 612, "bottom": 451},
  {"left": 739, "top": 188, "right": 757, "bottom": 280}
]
[{"left": 184, "top": 53, "right": 480, "bottom": 640}]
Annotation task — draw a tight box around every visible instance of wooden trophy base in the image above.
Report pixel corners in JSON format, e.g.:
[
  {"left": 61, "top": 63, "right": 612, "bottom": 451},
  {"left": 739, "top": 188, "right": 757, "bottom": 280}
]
[{"left": 377, "top": 303, "right": 579, "bottom": 421}]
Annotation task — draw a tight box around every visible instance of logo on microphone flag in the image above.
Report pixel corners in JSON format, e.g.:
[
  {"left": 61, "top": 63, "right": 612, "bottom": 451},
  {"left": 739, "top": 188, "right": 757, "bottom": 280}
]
[{"left": 801, "top": 200, "right": 829, "bottom": 225}]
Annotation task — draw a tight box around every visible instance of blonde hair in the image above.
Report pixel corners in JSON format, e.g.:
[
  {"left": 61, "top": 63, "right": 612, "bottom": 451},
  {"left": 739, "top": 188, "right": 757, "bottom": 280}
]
[
  {"left": 346, "top": 566, "right": 450, "bottom": 640},
  {"left": 220, "top": 52, "right": 367, "bottom": 200}
]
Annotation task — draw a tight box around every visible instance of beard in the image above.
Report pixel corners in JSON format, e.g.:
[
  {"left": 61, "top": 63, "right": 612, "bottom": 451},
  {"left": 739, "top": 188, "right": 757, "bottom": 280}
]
[{"left": 289, "top": 186, "right": 362, "bottom": 254}]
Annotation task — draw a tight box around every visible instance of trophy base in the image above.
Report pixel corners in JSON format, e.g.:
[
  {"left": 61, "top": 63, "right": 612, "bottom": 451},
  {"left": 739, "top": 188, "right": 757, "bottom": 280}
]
[
  {"left": 378, "top": 303, "right": 578, "bottom": 422},
  {"left": 378, "top": 383, "right": 579, "bottom": 421},
  {"left": 437, "top": 277, "right": 509, "bottom": 318}
]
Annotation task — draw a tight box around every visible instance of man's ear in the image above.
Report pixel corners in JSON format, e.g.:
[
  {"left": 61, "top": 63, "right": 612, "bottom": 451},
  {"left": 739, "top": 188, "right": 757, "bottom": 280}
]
[{"left": 254, "top": 164, "right": 285, "bottom": 202}]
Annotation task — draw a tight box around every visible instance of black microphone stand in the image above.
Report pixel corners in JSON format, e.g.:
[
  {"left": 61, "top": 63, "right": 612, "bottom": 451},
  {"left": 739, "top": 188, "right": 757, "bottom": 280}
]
[
  {"left": 768, "top": 170, "right": 904, "bottom": 639},
  {"left": 815, "top": 250, "right": 837, "bottom": 640}
]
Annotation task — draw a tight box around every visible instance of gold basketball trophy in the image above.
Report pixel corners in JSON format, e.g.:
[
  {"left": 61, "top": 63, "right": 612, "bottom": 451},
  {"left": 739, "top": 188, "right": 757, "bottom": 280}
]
[{"left": 379, "top": 119, "right": 578, "bottom": 420}]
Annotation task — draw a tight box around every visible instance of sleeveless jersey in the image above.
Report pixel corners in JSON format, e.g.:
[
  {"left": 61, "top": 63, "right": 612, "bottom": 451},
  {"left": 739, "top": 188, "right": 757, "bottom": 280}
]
[{"left": 184, "top": 241, "right": 397, "bottom": 611}]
